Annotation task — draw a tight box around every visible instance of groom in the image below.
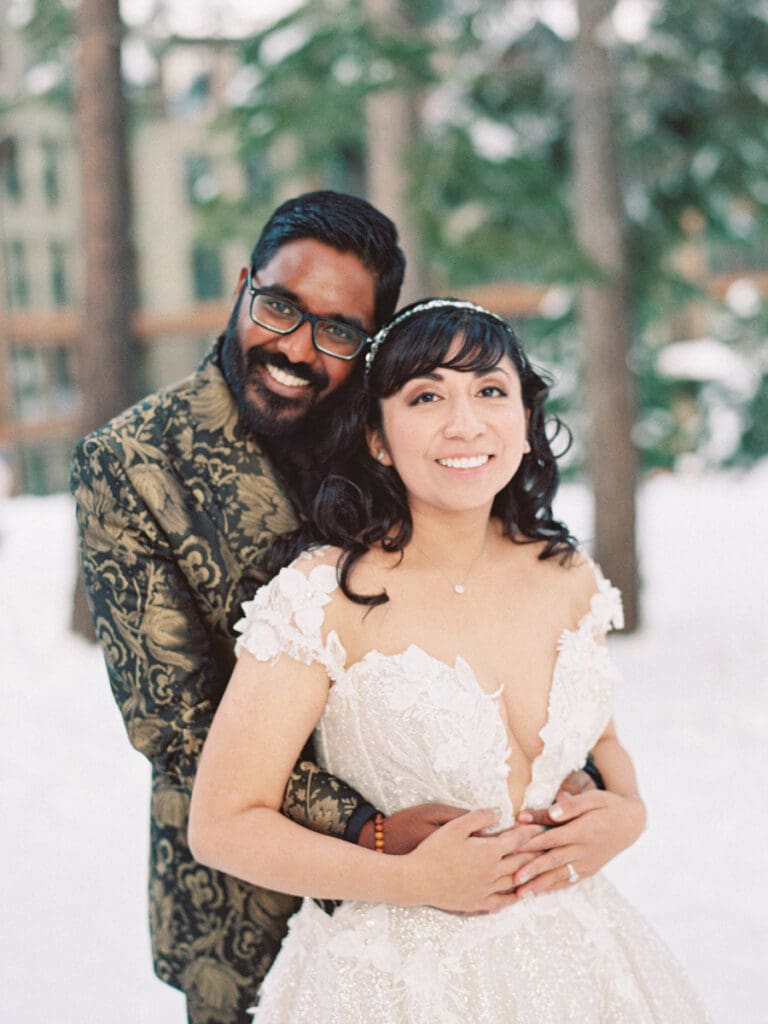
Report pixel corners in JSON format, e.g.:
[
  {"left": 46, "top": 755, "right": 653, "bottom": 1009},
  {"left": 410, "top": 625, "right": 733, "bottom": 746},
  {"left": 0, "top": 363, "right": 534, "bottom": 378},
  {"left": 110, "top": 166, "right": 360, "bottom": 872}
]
[{"left": 72, "top": 191, "right": 604, "bottom": 1023}]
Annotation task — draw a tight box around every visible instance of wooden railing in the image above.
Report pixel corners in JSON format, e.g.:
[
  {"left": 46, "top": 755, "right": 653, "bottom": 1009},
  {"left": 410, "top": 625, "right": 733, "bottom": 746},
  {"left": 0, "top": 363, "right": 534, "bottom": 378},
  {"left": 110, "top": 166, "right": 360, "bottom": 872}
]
[{"left": 1, "top": 270, "right": 766, "bottom": 449}]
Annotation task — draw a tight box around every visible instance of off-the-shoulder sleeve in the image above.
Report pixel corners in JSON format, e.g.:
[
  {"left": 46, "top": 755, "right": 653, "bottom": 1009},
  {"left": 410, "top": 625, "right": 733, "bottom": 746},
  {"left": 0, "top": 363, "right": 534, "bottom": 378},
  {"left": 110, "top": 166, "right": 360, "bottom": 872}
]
[
  {"left": 578, "top": 554, "right": 624, "bottom": 637},
  {"left": 234, "top": 557, "right": 347, "bottom": 682}
]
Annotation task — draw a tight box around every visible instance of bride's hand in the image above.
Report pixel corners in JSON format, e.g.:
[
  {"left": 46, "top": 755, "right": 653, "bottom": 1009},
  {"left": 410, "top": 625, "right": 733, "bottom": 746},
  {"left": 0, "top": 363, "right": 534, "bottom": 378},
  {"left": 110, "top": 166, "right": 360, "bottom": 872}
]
[
  {"left": 401, "top": 810, "right": 542, "bottom": 914},
  {"left": 511, "top": 790, "right": 647, "bottom": 897}
]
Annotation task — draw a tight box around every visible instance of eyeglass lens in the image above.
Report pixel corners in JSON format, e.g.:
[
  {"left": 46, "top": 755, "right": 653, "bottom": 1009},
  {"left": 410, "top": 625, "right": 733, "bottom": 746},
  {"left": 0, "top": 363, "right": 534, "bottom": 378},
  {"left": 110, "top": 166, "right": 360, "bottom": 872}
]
[{"left": 251, "top": 292, "right": 364, "bottom": 357}]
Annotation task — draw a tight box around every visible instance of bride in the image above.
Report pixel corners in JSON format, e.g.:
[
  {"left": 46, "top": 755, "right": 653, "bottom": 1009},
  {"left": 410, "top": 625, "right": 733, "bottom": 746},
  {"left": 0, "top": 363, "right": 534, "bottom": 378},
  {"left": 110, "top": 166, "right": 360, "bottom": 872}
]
[{"left": 189, "top": 299, "right": 710, "bottom": 1022}]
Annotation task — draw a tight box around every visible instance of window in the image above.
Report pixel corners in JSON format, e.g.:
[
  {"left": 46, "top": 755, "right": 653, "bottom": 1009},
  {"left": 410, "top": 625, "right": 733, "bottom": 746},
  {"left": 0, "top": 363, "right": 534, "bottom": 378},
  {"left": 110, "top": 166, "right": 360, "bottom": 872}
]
[
  {"left": 50, "top": 346, "right": 77, "bottom": 413},
  {"left": 11, "top": 348, "right": 46, "bottom": 421},
  {"left": 18, "top": 444, "right": 49, "bottom": 495},
  {"left": 11, "top": 345, "right": 77, "bottom": 421},
  {"left": 41, "top": 137, "right": 61, "bottom": 205},
  {"left": 18, "top": 438, "right": 75, "bottom": 495},
  {"left": 0, "top": 135, "right": 22, "bottom": 200},
  {"left": 191, "top": 244, "right": 224, "bottom": 300},
  {"left": 49, "top": 241, "right": 68, "bottom": 306},
  {"left": 7, "top": 240, "right": 29, "bottom": 307}
]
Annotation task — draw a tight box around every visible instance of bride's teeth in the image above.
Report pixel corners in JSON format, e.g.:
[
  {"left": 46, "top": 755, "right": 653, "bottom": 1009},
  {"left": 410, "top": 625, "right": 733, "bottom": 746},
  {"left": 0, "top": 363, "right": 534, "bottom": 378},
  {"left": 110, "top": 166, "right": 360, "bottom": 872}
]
[
  {"left": 266, "top": 364, "right": 311, "bottom": 388},
  {"left": 437, "top": 455, "right": 489, "bottom": 469}
]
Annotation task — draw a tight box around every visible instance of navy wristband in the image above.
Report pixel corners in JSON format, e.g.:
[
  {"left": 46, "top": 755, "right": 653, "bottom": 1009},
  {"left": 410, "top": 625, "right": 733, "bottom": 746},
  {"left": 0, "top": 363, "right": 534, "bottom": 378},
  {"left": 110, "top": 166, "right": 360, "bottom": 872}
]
[
  {"left": 343, "top": 802, "right": 379, "bottom": 845},
  {"left": 583, "top": 755, "right": 606, "bottom": 791}
]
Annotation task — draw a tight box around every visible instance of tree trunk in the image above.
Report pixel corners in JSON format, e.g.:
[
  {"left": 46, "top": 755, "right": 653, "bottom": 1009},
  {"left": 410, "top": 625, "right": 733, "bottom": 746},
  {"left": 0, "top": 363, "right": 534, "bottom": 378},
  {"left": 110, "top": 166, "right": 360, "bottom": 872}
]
[
  {"left": 71, "top": 0, "right": 138, "bottom": 639},
  {"left": 571, "top": 0, "right": 639, "bottom": 630},
  {"left": 363, "top": 0, "right": 429, "bottom": 305}
]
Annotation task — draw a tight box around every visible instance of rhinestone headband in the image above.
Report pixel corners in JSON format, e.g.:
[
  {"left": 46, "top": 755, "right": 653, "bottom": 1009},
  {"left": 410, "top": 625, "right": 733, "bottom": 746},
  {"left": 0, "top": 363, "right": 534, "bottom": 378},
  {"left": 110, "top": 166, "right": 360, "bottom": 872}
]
[{"left": 364, "top": 298, "right": 509, "bottom": 375}]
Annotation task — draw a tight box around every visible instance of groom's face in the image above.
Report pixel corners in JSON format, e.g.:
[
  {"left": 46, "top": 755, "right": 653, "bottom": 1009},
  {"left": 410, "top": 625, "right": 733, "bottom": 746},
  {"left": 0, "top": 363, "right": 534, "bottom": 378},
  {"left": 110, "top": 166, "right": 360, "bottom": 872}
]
[{"left": 223, "top": 238, "right": 376, "bottom": 438}]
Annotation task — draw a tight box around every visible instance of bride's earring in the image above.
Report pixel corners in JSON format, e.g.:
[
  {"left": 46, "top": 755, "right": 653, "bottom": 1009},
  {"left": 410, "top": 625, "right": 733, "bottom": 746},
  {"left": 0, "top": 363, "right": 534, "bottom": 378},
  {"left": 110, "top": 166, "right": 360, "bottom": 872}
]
[{"left": 376, "top": 451, "right": 387, "bottom": 463}]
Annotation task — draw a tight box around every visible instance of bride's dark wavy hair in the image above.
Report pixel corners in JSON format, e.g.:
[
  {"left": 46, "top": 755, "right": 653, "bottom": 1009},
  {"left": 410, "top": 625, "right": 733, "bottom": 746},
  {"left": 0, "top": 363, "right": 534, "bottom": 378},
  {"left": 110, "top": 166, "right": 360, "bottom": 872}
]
[{"left": 268, "top": 299, "right": 577, "bottom": 605}]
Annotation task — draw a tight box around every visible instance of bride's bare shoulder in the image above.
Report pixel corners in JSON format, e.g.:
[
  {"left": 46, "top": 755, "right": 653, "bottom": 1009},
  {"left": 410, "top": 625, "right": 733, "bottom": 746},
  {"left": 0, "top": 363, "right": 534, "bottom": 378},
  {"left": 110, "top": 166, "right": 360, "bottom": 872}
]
[{"left": 503, "top": 538, "right": 600, "bottom": 620}]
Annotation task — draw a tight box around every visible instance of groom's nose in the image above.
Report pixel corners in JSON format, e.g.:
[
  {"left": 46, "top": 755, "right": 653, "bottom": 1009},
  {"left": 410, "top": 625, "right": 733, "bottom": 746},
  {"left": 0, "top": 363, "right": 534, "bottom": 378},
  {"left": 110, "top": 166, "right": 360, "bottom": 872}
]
[{"left": 277, "top": 321, "right": 317, "bottom": 365}]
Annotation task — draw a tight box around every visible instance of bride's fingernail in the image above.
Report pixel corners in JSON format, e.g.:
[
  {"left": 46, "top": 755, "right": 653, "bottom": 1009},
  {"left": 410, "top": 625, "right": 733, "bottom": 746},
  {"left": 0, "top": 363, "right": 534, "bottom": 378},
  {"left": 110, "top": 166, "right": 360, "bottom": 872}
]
[
  {"left": 517, "top": 872, "right": 530, "bottom": 885},
  {"left": 548, "top": 805, "right": 564, "bottom": 821}
]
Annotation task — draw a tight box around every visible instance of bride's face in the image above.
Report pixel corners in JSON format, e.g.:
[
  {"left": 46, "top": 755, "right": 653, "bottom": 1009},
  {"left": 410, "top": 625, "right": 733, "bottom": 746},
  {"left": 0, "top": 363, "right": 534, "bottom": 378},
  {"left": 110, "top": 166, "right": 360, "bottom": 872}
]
[{"left": 370, "top": 341, "right": 529, "bottom": 518}]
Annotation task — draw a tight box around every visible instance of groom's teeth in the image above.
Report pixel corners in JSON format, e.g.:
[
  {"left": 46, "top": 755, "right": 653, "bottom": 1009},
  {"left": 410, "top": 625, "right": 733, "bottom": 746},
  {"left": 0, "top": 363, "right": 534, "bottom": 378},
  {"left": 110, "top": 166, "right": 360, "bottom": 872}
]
[
  {"left": 437, "top": 455, "right": 490, "bottom": 469},
  {"left": 266, "top": 364, "right": 312, "bottom": 388}
]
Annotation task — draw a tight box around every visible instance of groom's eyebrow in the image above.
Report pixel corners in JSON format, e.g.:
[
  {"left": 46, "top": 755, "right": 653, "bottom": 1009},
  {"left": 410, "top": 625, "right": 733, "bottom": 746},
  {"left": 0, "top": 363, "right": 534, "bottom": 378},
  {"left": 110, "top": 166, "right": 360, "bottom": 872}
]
[{"left": 260, "top": 282, "right": 368, "bottom": 332}]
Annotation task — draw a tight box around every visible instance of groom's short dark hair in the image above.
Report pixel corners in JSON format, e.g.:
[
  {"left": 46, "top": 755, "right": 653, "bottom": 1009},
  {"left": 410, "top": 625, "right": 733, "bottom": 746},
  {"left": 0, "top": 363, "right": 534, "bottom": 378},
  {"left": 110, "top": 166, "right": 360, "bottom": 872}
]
[{"left": 250, "top": 190, "right": 405, "bottom": 329}]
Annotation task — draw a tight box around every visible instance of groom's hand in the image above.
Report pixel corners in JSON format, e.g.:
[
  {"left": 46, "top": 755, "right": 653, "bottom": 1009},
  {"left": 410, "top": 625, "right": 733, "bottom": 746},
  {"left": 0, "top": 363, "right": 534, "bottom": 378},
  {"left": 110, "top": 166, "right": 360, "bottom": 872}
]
[{"left": 358, "top": 803, "right": 472, "bottom": 855}]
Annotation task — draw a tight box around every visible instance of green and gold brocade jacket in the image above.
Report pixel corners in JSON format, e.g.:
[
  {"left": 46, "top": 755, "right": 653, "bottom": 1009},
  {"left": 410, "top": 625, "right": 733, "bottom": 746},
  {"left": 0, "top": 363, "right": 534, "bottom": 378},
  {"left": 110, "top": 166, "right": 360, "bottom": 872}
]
[{"left": 71, "top": 343, "right": 367, "bottom": 1015}]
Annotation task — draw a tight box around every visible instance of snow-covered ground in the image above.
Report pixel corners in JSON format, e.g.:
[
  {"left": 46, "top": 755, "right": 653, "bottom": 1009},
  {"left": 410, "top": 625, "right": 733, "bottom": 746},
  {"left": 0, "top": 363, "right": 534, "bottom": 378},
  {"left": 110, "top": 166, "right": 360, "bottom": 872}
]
[{"left": 2, "top": 469, "right": 767, "bottom": 1023}]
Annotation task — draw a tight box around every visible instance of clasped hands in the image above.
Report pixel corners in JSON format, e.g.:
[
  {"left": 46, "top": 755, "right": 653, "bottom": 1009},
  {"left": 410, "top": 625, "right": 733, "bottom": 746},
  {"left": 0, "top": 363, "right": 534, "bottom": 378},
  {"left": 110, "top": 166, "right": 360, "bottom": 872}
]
[{"left": 360, "top": 771, "right": 646, "bottom": 915}]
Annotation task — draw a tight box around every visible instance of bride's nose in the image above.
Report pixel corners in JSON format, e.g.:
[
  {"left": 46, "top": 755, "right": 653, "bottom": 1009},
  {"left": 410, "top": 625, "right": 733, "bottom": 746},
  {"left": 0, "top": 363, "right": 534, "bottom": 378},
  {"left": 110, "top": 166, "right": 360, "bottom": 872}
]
[{"left": 443, "top": 396, "right": 486, "bottom": 440}]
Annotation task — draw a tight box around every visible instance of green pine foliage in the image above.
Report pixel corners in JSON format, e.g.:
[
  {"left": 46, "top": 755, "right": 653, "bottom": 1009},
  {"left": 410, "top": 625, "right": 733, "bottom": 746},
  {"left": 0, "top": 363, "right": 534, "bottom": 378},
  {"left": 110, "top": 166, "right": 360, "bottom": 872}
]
[{"left": 13, "top": 0, "right": 768, "bottom": 468}]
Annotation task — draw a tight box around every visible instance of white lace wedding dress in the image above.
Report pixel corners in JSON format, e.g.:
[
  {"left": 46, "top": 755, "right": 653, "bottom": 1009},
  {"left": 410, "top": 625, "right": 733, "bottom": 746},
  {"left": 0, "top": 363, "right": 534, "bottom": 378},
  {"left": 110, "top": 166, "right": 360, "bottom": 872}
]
[{"left": 235, "top": 549, "right": 711, "bottom": 1023}]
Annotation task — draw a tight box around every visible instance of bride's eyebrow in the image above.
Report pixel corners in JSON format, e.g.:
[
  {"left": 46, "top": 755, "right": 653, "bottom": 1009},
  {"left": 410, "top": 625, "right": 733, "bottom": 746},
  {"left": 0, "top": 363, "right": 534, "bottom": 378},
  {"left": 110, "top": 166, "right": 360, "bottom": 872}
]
[
  {"left": 408, "top": 370, "right": 443, "bottom": 382},
  {"left": 407, "top": 364, "right": 510, "bottom": 383},
  {"left": 475, "top": 365, "right": 512, "bottom": 379}
]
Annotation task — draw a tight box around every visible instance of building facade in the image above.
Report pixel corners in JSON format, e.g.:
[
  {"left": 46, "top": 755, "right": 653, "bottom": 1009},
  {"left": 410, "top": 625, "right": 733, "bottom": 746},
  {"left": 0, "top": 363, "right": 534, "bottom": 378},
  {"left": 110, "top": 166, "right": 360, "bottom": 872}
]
[{"left": 0, "top": 40, "right": 252, "bottom": 493}]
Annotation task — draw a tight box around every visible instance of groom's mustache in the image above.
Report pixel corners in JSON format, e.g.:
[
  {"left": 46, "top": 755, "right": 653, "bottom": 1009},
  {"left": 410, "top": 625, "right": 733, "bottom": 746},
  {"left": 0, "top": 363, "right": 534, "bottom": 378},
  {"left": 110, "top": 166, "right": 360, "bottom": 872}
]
[{"left": 244, "top": 346, "right": 330, "bottom": 394}]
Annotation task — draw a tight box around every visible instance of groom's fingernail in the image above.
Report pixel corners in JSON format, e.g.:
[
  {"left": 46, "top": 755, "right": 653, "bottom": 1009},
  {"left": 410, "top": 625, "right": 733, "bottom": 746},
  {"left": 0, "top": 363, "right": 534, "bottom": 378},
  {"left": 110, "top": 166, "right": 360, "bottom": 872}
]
[{"left": 548, "top": 805, "right": 564, "bottom": 821}]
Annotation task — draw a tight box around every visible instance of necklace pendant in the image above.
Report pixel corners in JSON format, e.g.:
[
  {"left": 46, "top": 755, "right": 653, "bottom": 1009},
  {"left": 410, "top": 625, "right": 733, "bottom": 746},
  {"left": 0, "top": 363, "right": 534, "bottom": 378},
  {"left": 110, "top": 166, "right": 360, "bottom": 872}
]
[{"left": 454, "top": 583, "right": 465, "bottom": 594}]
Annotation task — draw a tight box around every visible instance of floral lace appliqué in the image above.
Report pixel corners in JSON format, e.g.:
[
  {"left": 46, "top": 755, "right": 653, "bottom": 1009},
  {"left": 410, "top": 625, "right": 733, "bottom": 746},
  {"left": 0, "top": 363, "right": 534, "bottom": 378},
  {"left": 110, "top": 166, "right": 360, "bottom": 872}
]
[{"left": 234, "top": 554, "right": 346, "bottom": 681}]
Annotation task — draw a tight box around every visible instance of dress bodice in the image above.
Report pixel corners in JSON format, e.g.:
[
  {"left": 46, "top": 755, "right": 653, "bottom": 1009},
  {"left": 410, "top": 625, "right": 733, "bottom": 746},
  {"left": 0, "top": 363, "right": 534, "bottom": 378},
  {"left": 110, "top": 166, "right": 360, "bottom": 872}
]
[
  {"left": 236, "top": 550, "right": 713, "bottom": 1024},
  {"left": 235, "top": 547, "right": 623, "bottom": 828}
]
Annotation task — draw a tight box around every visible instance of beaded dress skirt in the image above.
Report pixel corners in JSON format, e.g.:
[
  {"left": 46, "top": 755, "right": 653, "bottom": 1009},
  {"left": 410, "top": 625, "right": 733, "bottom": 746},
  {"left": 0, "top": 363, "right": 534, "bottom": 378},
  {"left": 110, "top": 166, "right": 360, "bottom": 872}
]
[{"left": 235, "top": 551, "right": 711, "bottom": 1023}]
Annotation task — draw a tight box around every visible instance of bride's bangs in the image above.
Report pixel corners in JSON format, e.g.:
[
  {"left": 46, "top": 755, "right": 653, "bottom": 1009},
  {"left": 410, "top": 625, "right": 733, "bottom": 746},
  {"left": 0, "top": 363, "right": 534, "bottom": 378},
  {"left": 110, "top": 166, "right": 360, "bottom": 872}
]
[{"left": 376, "top": 312, "right": 513, "bottom": 398}]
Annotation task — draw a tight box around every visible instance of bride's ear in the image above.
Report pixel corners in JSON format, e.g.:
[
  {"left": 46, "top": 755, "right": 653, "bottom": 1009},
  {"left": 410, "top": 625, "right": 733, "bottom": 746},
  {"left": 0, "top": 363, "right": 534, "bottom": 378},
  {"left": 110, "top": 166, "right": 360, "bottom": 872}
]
[{"left": 366, "top": 428, "right": 392, "bottom": 467}]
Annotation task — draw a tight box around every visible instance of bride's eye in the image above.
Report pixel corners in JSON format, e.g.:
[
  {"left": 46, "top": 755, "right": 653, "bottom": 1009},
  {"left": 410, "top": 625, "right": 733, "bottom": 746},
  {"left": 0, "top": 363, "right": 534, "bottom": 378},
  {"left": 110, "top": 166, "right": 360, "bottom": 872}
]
[
  {"left": 410, "top": 391, "right": 440, "bottom": 405},
  {"left": 478, "top": 384, "right": 506, "bottom": 398}
]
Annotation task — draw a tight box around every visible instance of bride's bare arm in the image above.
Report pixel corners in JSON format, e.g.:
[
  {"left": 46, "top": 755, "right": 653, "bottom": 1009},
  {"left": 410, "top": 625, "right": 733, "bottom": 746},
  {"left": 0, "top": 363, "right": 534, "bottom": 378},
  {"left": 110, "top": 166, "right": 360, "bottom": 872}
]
[
  {"left": 511, "top": 718, "right": 646, "bottom": 896},
  {"left": 188, "top": 649, "right": 539, "bottom": 913}
]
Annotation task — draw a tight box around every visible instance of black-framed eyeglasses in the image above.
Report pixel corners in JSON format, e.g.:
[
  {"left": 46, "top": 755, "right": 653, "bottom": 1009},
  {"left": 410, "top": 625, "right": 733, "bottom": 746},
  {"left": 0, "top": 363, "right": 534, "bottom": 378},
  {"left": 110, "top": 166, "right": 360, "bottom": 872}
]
[{"left": 247, "top": 278, "right": 370, "bottom": 361}]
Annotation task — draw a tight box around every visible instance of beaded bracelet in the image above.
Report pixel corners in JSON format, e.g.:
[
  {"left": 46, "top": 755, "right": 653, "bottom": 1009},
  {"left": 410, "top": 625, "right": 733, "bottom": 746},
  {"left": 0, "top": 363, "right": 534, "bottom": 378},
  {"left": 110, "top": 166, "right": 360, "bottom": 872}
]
[{"left": 373, "top": 812, "right": 385, "bottom": 854}]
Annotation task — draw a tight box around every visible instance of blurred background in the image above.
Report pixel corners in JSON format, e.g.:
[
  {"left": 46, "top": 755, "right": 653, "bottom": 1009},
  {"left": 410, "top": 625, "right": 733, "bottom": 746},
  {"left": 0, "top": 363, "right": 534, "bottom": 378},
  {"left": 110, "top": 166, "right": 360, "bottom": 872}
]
[
  {"left": 1, "top": 0, "right": 766, "bottom": 497},
  {"left": 1, "top": 0, "right": 768, "bottom": 628},
  {"left": 2, "top": 0, "right": 767, "bottom": 1021}
]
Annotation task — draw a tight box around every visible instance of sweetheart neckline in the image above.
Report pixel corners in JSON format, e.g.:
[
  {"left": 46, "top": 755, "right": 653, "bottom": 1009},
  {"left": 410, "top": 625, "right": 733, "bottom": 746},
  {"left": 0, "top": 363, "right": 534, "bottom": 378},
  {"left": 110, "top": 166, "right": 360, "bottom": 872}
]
[
  {"left": 381, "top": 643, "right": 559, "bottom": 803},
  {"left": 330, "top": 614, "right": 602, "bottom": 817},
  {"left": 339, "top": 596, "right": 603, "bottom": 738},
  {"left": 237, "top": 554, "right": 620, "bottom": 812}
]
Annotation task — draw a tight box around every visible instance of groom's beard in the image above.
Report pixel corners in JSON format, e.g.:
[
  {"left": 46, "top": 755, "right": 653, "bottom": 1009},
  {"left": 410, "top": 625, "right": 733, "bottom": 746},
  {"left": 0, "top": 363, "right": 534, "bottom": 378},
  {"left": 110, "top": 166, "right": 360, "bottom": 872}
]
[{"left": 220, "top": 295, "right": 331, "bottom": 440}]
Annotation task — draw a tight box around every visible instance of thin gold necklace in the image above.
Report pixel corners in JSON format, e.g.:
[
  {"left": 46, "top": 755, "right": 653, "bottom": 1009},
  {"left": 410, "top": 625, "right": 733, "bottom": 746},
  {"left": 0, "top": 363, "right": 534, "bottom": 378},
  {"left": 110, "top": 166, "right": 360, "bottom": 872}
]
[{"left": 411, "top": 539, "right": 487, "bottom": 595}]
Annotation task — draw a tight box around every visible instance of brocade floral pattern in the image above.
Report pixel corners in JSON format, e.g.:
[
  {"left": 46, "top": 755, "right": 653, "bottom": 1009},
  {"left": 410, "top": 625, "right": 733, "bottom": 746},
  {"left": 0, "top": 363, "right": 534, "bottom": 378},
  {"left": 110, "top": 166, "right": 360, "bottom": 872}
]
[{"left": 72, "top": 344, "right": 370, "bottom": 1017}]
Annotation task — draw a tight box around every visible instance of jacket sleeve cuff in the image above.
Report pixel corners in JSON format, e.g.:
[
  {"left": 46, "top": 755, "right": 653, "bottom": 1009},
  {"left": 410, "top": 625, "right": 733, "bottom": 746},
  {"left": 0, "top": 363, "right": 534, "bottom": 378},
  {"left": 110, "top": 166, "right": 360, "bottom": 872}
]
[
  {"left": 342, "top": 802, "right": 379, "bottom": 845},
  {"left": 583, "top": 754, "right": 606, "bottom": 791}
]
